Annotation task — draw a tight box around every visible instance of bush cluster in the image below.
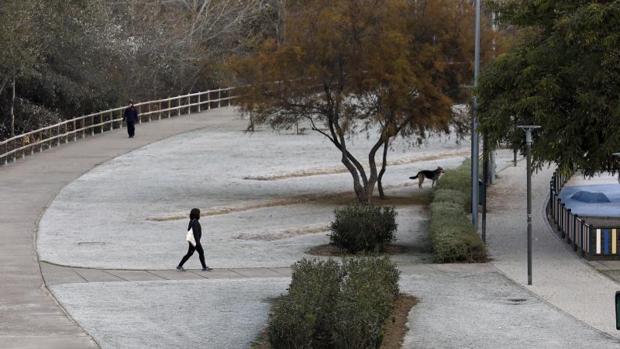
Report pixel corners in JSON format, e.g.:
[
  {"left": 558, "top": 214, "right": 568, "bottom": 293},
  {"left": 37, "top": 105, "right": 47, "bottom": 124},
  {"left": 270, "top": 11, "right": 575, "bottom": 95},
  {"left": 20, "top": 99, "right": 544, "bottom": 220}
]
[
  {"left": 430, "top": 160, "right": 486, "bottom": 262},
  {"left": 329, "top": 204, "right": 397, "bottom": 253},
  {"left": 268, "top": 257, "right": 400, "bottom": 349}
]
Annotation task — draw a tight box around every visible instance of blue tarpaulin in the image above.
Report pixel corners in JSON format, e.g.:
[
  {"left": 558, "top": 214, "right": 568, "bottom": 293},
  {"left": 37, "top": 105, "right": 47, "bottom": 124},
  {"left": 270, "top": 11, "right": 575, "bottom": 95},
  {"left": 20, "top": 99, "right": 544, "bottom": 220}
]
[{"left": 559, "top": 184, "right": 620, "bottom": 217}]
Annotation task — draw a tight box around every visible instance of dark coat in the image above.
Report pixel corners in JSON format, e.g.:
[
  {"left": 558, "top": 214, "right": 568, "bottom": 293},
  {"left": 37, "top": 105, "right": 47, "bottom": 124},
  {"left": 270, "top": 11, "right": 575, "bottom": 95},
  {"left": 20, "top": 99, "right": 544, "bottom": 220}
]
[
  {"left": 188, "top": 219, "right": 202, "bottom": 245},
  {"left": 123, "top": 106, "right": 139, "bottom": 124}
]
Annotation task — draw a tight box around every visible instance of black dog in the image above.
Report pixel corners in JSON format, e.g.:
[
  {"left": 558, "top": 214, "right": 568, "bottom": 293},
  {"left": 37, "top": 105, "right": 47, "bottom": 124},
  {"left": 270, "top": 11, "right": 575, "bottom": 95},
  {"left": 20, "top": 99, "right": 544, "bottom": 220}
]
[{"left": 409, "top": 167, "right": 444, "bottom": 188}]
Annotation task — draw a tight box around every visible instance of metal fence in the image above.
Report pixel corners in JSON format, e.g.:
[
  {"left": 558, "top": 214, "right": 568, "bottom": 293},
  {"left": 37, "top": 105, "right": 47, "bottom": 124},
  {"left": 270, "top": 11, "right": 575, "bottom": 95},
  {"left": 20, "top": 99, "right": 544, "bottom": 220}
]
[
  {"left": 549, "top": 170, "right": 620, "bottom": 259},
  {"left": 0, "top": 87, "right": 238, "bottom": 166}
]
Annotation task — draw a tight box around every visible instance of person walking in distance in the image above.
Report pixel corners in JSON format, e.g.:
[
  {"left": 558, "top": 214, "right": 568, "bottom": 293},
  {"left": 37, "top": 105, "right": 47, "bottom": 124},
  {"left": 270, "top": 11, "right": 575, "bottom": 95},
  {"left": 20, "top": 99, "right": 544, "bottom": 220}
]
[
  {"left": 177, "top": 208, "right": 211, "bottom": 271},
  {"left": 123, "top": 101, "right": 139, "bottom": 138}
]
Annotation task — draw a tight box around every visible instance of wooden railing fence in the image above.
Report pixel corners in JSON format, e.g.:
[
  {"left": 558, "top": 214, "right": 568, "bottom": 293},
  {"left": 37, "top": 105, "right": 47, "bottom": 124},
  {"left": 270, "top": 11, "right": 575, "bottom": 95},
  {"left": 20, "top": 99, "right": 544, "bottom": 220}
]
[{"left": 0, "top": 87, "right": 238, "bottom": 165}]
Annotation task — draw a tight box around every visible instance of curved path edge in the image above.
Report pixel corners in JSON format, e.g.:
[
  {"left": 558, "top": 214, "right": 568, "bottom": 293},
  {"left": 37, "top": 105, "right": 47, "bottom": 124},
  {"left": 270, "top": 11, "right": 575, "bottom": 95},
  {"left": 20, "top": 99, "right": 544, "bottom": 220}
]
[{"left": 0, "top": 108, "right": 235, "bottom": 349}]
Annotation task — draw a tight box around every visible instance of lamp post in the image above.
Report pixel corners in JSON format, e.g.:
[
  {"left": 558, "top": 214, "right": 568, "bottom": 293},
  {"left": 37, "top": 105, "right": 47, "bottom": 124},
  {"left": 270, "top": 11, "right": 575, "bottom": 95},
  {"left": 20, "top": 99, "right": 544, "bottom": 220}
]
[
  {"left": 518, "top": 125, "right": 540, "bottom": 286},
  {"left": 613, "top": 153, "right": 620, "bottom": 184},
  {"left": 471, "top": 0, "right": 482, "bottom": 230}
]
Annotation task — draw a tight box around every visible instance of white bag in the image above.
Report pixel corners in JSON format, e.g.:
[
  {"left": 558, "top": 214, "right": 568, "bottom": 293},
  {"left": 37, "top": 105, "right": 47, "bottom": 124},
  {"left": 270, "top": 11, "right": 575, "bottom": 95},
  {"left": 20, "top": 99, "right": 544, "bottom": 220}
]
[{"left": 186, "top": 227, "right": 196, "bottom": 246}]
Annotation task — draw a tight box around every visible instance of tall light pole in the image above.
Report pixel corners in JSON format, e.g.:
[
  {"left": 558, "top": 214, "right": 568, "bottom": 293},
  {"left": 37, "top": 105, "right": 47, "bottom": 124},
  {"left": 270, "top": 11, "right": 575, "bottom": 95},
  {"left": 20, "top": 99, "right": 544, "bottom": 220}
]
[
  {"left": 613, "top": 153, "right": 620, "bottom": 184},
  {"left": 471, "top": 0, "right": 482, "bottom": 230},
  {"left": 518, "top": 125, "right": 540, "bottom": 286}
]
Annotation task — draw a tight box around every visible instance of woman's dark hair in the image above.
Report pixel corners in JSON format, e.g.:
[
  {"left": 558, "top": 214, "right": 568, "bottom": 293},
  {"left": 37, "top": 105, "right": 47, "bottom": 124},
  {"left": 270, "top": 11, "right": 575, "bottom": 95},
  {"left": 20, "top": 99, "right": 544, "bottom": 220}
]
[{"left": 189, "top": 208, "right": 200, "bottom": 220}]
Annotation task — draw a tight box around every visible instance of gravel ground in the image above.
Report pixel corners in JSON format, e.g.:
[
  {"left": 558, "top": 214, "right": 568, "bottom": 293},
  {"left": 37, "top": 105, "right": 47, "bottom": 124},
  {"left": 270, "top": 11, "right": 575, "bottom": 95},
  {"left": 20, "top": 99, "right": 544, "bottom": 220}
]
[
  {"left": 38, "top": 108, "right": 468, "bottom": 269},
  {"left": 50, "top": 278, "right": 290, "bottom": 349}
]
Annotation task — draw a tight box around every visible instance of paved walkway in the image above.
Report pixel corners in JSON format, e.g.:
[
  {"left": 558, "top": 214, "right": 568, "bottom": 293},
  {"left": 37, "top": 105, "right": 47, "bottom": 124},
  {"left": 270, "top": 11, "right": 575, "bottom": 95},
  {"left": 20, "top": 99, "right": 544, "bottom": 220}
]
[
  {"left": 0, "top": 109, "right": 235, "bottom": 349},
  {"left": 40, "top": 262, "right": 292, "bottom": 286},
  {"left": 487, "top": 161, "right": 620, "bottom": 338}
]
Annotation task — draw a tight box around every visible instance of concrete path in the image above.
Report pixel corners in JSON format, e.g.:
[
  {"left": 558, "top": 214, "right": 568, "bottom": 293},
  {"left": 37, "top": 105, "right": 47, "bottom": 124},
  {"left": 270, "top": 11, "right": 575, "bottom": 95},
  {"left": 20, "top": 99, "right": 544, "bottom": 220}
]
[
  {"left": 486, "top": 161, "right": 620, "bottom": 338},
  {"left": 0, "top": 108, "right": 238, "bottom": 349},
  {"left": 400, "top": 264, "right": 620, "bottom": 349}
]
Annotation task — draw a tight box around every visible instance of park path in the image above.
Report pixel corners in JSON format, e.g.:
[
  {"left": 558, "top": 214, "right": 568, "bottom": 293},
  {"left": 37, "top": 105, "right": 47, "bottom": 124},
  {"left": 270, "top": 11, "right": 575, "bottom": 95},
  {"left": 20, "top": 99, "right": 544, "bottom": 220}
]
[
  {"left": 0, "top": 108, "right": 235, "bottom": 349},
  {"left": 486, "top": 161, "right": 620, "bottom": 338}
]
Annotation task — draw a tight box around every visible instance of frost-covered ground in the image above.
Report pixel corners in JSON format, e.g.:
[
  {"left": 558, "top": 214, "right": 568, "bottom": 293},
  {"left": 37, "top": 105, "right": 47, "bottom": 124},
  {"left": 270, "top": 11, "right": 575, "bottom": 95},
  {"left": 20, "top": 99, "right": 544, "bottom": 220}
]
[
  {"left": 38, "top": 107, "right": 470, "bottom": 269},
  {"left": 36, "top": 107, "right": 618, "bottom": 349},
  {"left": 51, "top": 278, "right": 290, "bottom": 349}
]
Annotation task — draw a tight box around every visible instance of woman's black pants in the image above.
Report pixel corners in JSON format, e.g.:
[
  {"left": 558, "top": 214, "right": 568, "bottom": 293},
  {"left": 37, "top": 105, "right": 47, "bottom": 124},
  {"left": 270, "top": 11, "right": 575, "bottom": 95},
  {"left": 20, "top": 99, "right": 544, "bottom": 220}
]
[{"left": 178, "top": 243, "right": 206, "bottom": 268}]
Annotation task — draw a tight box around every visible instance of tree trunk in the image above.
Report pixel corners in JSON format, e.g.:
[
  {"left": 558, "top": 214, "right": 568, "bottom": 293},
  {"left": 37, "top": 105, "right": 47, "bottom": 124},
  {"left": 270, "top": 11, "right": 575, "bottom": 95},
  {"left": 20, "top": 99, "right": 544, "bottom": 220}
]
[
  {"left": 364, "top": 134, "right": 386, "bottom": 204},
  {"left": 340, "top": 151, "right": 367, "bottom": 203},
  {"left": 10, "top": 77, "right": 15, "bottom": 137},
  {"left": 377, "top": 138, "right": 389, "bottom": 199}
]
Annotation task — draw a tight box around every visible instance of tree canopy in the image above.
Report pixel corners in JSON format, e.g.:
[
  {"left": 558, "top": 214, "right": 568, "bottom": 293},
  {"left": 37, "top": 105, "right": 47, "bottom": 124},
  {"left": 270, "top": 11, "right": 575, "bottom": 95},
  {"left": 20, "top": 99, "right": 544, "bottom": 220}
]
[
  {"left": 231, "top": 0, "right": 499, "bottom": 203},
  {"left": 478, "top": 0, "right": 620, "bottom": 175}
]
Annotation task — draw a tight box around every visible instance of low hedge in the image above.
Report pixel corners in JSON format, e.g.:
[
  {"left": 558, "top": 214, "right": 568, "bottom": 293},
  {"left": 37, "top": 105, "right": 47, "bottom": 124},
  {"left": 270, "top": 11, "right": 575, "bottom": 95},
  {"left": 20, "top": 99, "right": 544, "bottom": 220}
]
[
  {"left": 268, "top": 257, "right": 400, "bottom": 349},
  {"left": 429, "top": 159, "right": 486, "bottom": 262},
  {"left": 329, "top": 204, "right": 397, "bottom": 253}
]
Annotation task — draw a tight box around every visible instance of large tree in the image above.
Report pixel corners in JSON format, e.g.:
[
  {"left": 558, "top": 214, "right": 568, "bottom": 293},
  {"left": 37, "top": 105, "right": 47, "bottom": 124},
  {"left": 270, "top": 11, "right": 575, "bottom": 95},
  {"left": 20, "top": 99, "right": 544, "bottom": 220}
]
[
  {"left": 478, "top": 0, "right": 620, "bottom": 175},
  {"left": 231, "top": 0, "right": 497, "bottom": 203}
]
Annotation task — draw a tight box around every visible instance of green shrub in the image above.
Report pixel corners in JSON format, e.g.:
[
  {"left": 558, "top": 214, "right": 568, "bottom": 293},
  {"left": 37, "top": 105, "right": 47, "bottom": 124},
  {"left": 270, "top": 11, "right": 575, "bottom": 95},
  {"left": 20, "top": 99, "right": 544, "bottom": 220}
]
[
  {"left": 436, "top": 159, "right": 472, "bottom": 211},
  {"left": 332, "top": 258, "right": 400, "bottom": 348},
  {"left": 330, "top": 204, "right": 397, "bottom": 253},
  {"left": 429, "top": 160, "right": 486, "bottom": 263},
  {"left": 268, "top": 259, "right": 341, "bottom": 348},
  {"left": 268, "top": 257, "right": 399, "bottom": 349},
  {"left": 433, "top": 189, "right": 467, "bottom": 208}
]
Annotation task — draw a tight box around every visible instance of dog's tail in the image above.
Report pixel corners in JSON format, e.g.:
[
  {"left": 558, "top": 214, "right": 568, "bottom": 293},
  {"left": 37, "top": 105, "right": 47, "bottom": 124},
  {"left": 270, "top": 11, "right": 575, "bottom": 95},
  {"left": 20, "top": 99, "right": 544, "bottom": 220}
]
[{"left": 409, "top": 175, "right": 418, "bottom": 180}]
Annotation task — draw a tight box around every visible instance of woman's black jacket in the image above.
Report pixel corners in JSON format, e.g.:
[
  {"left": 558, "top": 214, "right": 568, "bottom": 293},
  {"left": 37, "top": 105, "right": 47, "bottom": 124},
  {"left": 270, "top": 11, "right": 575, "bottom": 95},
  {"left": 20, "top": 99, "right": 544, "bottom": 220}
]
[{"left": 189, "top": 219, "right": 202, "bottom": 245}]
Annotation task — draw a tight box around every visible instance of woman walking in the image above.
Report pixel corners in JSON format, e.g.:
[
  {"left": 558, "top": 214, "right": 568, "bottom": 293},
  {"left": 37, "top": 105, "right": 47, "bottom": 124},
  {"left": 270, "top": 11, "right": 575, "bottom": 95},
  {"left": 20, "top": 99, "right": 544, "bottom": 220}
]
[{"left": 177, "top": 208, "right": 211, "bottom": 271}]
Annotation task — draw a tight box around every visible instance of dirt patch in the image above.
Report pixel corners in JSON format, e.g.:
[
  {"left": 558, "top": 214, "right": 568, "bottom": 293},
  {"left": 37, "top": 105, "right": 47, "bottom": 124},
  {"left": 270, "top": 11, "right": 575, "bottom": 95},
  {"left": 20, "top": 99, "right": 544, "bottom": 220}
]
[
  {"left": 234, "top": 224, "right": 329, "bottom": 241},
  {"left": 305, "top": 243, "right": 424, "bottom": 256},
  {"left": 250, "top": 294, "right": 418, "bottom": 349},
  {"left": 146, "top": 189, "right": 431, "bottom": 222},
  {"left": 380, "top": 294, "right": 418, "bottom": 349},
  {"left": 251, "top": 328, "right": 270, "bottom": 349},
  {"left": 244, "top": 149, "right": 469, "bottom": 181}
]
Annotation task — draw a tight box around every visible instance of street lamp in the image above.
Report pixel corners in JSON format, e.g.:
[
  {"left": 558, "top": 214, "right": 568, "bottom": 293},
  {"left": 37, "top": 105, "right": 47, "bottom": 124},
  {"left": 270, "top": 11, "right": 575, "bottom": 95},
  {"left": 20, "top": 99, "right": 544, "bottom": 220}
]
[
  {"left": 518, "top": 125, "right": 540, "bottom": 286},
  {"left": 471, "top": 0, "right": 482, "bottom": 230},
  {"left": 612, "top": 153, "right": 620, "bottom": 184}
]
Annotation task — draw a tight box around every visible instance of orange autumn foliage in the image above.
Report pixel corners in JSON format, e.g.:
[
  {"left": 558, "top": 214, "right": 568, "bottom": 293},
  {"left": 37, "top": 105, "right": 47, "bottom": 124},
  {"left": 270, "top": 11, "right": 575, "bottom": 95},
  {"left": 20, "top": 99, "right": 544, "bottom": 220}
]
[{"left": 230, "top": 0, "right": 500, "bottom": 203}]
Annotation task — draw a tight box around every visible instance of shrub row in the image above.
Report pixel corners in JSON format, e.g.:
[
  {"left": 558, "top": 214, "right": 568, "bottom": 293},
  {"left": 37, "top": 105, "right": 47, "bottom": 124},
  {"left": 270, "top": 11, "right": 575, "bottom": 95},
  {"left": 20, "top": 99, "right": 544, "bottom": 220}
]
[
  {"left": 330, "top": 204, "right": 397, "bottom": 253},
  {"left": 430, "top": 159, "right": 486, "bottom": 262},
  {"left": 268, "top": 257, "right": 400, "bottom": 349}
]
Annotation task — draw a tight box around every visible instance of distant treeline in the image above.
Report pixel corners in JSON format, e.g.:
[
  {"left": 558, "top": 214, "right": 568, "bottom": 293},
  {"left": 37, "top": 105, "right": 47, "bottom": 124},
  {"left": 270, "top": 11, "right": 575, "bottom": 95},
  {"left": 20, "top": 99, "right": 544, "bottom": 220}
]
[{"left": 0, "top": 0, "right": 281, "bottom": 139}]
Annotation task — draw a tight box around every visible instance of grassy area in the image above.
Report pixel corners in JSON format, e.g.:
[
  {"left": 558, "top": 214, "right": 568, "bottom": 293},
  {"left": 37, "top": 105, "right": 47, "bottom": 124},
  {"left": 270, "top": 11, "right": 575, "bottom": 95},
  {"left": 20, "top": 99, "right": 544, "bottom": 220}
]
[{"left": 429, "top": 159, "right": 486, "bottom": 263}]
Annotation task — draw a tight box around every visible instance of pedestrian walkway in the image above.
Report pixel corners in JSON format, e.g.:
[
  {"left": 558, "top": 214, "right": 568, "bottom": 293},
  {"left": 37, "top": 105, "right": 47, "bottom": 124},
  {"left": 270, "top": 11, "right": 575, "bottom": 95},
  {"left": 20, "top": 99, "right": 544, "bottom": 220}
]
[
  {"left": 486, "top": 161, "right": 620, "bottom": 338},
  {"left": 40, "top": 262, "right": 292, "bottom": 286},
  {"left": 0, "top": 108, "right": 233, "bottom": 349}
]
